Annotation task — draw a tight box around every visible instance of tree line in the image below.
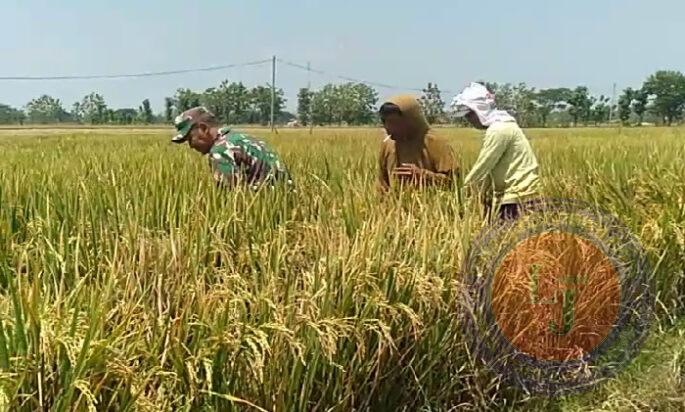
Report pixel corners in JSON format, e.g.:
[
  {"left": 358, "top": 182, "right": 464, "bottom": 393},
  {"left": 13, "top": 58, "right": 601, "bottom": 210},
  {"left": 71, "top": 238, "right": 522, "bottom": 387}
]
[
  {"left": 0, "top": 82, "right": 292, "bottom": 126},
  {"left": 1, "top": 70, "right": 684, "bottom": 127},
  {"left": 1, "top": 94, "right": 157, "bottom": 126},
  {"left": 475, "top": 70, "right": 685, "bottom": 127}
]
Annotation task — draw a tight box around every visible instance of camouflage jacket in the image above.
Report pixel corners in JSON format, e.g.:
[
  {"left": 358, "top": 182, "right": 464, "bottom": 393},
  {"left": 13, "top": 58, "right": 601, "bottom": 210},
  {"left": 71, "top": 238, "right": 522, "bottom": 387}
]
[{"left": 208, "top": 127, "right": 292, "bottom": 189}]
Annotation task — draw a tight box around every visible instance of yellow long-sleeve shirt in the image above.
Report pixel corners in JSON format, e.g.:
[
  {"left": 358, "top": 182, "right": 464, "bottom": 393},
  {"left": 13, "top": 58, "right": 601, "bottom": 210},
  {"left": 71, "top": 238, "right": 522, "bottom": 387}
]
[{"left": 464, "top": 121, "right": 540, "bottom": 205}]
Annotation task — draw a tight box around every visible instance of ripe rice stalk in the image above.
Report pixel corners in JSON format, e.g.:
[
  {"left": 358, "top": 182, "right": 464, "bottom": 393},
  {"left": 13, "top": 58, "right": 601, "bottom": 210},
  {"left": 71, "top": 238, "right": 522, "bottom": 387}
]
[{"left": 0, "top": 127, "right": 682, "bottom": 410}]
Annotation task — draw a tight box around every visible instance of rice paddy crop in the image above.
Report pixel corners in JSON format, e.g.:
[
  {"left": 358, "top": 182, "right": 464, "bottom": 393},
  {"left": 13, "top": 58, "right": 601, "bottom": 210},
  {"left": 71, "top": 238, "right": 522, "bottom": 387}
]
[{"left": 0, "top": 126, "right": 683, "bottom": 411}]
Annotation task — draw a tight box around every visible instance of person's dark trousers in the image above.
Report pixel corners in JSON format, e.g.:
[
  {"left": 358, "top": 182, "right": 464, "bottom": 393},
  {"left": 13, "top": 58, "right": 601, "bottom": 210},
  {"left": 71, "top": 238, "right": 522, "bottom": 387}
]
[
  {"left": 484, "top": 201, "right": 528, "bottom": 223},
  {"left": 498, "top": 203, "right": 521, "bottom": 221}
]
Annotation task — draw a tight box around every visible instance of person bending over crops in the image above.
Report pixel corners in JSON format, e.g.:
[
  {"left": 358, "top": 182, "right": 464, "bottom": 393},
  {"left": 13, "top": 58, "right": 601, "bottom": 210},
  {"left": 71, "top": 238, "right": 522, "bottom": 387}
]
[
  {"left": 378, "top": 95, "right": 459, "bottom": 191},
  {"left": 451, "top": 82, "right": 540, "bottom": 221},
  {"left": 172, "top": 106, "right": 293, "bottom": 189}
]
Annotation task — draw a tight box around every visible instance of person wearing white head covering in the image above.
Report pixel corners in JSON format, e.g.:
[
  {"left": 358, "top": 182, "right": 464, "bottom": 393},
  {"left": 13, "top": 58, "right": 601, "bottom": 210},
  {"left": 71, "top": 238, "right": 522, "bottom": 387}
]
[{"left": 451, "top": 82, "right": 540, "bottom": 220}]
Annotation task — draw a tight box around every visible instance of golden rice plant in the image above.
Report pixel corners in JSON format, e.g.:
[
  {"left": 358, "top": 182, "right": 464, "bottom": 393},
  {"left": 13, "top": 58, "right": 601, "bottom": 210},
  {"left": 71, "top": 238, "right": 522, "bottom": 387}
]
[{"left": 0, "top": 126, "right": 682, "bottom": 411}]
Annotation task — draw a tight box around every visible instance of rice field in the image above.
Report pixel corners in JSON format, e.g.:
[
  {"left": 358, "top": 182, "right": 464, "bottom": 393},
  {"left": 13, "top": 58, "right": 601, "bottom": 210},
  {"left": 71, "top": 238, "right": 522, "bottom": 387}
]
[{"left": 0, "top": 126, "right": 683, "bottom": 411}]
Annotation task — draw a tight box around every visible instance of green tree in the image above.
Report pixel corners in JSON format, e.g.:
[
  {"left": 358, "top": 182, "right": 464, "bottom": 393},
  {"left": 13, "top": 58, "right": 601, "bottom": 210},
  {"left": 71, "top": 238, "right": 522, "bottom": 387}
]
[
  {"left": 71, "top": 102, "right": 82, "bottom": 123},
  {"left": 643, "top": 70, "right": 685, "bottom": 126},
  {"left": 75, "top": 93, "right": 108, "bottom": 124},
  {"left": 225, "top": 82, "right": 250, "bottom": 124},
  {"left": 567, "top": 86, "right": 592, "bottom": 126},
  {"left": 342, "top": 83, "right": 378, "bottom": 125},
  {"left": 584, "top": 95, "right": 597, "bottom": 125},
  {"left": 591, "top": 95, "right": 611, "bottom": 125},
  {"left": 485, "top": 82, "right": 536, "bottom": 126},
  {"left": 309, "top": 83, "right": 378, "bottom": 126},
  {"left": 249, "top": 86, "right": 269, "bottom": 125},
  {"left": 138, "top": 99, "right": 154, "bottom": 124},
  {"left": 311, "top": 84, "right": 336, "bottom": 125},
  {"left": 164, "top": 97, "right": 175, "bottom": 122},
  {"left": 25, "top": 95, "right": 69, "bottom": 124},
  {"left": 632, "top": 88, "right": 649, "bottom": 125},
  {"left": 201, "top": 87, "right": 223, "bottom": 121},
  {"left": 175, "top": 89, "right": 202, "bottom": 112},
  {"left": 617, "top": 88, "right": 634, "bottom": 126},
  {"left": 534, "top": 88, "right": 570, "bottom": 127},
  {"left": 297, "top": 88, "right": 313, "bottom": 126},
  {"left": 0, "top": 104, "right": 25, "bottom": 125},
  {"left": 204, "top": 81, "right": 252, "bottom": 124},
  {"left": 278, "top": 111, "right": 296, "bottom": 124},
  {"left": 330, "top": 85, "right": 347, "bottom": 125},
  {"left": 249, "top": 85, "right": 285, "bottom": 125},
  {"left": 112, "top": 108, "right": 138, "bottom": 125},
  {"left": 104, "top": 109, "right": 115, "bottom": 124},
  {"left": 420, "top": 82, "right": 445, "bottom": 124},
  {"left": 512, "top": 83, "right": 537, "bottom": 127},
  {"left": 485, "top": 82, "right": 515, "bottom": 112}
]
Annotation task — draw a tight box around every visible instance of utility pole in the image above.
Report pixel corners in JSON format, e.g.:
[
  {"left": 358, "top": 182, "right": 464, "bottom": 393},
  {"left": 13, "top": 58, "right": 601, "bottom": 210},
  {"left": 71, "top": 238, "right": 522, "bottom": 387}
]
[
  {"left": 308, "top": 61, "right": 314, "bottom": 135},
  {"left": 609, "top": 82, "right": 617, "bottom": 124},
  {"left": 270, "top": 55, "right": 276, "bottom": 132}
]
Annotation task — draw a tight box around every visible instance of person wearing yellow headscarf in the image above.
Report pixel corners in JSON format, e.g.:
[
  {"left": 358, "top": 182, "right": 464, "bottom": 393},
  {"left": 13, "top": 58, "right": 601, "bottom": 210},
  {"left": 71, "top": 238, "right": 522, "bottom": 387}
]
[{"left": 378, "top": 95, "right": 460, "bottom": 191}]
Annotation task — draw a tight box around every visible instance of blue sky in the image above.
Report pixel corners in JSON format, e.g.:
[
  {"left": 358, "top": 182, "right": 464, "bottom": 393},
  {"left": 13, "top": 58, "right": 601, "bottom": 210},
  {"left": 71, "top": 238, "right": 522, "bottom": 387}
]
[{"left": 1, "top": 0, "right": 683, "bottom": 113}]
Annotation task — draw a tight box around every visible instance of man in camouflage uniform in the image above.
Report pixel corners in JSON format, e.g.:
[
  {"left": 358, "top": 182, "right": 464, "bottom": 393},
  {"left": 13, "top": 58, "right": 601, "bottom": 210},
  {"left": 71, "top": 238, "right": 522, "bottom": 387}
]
[{"left": 172, "top": 106, "right": 293, "bottom": 189}]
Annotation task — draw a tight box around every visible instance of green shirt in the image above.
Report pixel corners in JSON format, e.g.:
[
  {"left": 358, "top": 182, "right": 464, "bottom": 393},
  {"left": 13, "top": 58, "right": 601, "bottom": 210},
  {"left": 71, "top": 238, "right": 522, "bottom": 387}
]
[
  {"left": 208, "top": 127, "right": 292, "bottom": 188},
  {"left": 464, "top": 121, "right": 540, "bottom": 205}
]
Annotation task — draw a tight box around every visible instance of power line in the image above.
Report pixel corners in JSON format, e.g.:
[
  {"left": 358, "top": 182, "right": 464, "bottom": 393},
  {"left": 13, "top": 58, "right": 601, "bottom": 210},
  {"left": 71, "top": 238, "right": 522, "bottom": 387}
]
[
  {"left": 0, "top": 55, "right": 454, "bottom": 95},
  {"left": 278, "top": 58, "right": 421, "bottom": 91},
  {"left": 278, "top": 58, "right": 454, "bottom": 94},
  {"left": 0, "top": 55, "right": 457, "bottom": 100},
  {"left": 0, "top": 59, "right": 272, "bottom": 81}
]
